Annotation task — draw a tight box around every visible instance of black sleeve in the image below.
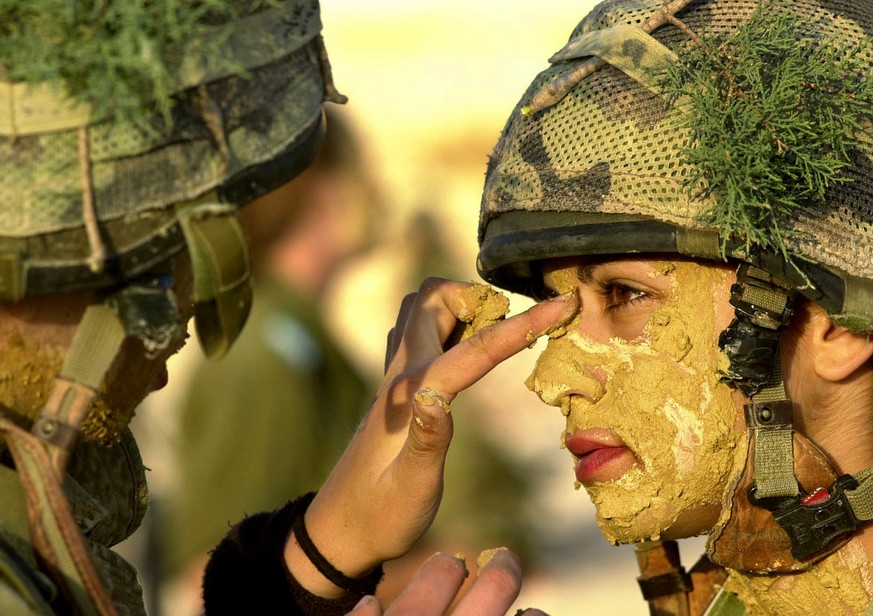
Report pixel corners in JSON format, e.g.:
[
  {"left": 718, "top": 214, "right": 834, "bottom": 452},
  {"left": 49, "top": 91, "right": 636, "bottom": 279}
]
[{"left": 202, "top": 492, "right": 379, "bottom": 615}]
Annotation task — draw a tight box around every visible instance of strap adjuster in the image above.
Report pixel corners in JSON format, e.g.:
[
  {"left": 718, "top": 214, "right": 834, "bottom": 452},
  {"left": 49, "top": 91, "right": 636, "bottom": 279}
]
[
  {"left": 729, "top": 264, "right": 796, "bottom": 330},
  {"left": 751, "top": 475, "right": 860, "bottom": 561},
  {"left": 744, "top": 400, "right": 793, "bottom": 428}
]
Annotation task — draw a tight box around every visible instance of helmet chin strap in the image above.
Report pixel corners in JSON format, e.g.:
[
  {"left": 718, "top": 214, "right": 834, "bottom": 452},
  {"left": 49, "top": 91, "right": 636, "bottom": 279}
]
[
  {"left": 0, "top": 301, "right": 126, "bottom": 615},
  {"left": 720, "top": 264, "right": 873, "bottom": 564}
]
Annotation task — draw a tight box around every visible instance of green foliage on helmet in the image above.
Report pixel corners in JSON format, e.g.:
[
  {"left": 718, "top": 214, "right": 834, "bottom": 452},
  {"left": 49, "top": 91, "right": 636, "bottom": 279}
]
[
  {"left": 0, "top": 0, "right": 279, "bottom": 130},
  {"left": 655, "top": 2, "right": 873, "bottom": 278}
]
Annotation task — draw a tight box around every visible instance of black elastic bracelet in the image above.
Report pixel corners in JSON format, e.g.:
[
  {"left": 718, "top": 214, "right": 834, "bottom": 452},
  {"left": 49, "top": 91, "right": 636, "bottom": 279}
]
[{"left": 292, "top": 500, "right": 383, "bottom": 594}]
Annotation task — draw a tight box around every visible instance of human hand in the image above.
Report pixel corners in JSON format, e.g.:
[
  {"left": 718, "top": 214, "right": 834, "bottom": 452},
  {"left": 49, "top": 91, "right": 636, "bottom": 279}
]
[
  {"left": 346, "top": 549, "right": 548, "bottom": 616},
  {"left": 285, "top": 278, "right": 577, "bottom": 597}
]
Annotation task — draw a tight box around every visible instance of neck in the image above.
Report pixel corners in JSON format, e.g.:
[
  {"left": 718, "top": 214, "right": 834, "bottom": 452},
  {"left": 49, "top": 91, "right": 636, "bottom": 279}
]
[{"left": 725, "top": 536, "right": 873, "bottom": 614}]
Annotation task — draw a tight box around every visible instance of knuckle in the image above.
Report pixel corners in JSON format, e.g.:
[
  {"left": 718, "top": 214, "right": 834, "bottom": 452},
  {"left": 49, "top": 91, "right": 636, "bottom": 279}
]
[
  {"left": 466, "top": 324, "right": 502, "bottom": 362},
  {"left": 418, "top": 276, "right": 450, "bottom": 297}
]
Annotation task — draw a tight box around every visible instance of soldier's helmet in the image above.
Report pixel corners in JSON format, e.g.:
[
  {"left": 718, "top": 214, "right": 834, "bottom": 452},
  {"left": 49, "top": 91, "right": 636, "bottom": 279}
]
[
  {"left": 1, "top": 0, "right": 344, "bottom": 359},
  {"left": 479, "top": 0, "right": 873, "bottom": 574},
  {"left": 478, "top": 0, "right": 873, "bottom": 335},
  {"left": 0, "top": 3, "right": 344, "bottom": 611}
]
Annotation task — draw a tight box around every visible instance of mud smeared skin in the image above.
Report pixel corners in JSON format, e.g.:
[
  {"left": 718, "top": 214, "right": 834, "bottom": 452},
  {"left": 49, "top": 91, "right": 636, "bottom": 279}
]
[
  {"left": 446, "top": 283, "right": 510, "bottom": 348},
  {"left": 543, "top": 269, "right": 579, "bottom": 340},
  {"left": 526, "top": 261, "right": 747, "bottom": 544},
  {"left": 0, "top": 332, "right": 62, "bottom": 423},
  {"left": 725, "top": 540, "right": 873, "bottom": 615},
  {"left": 0, "top": 327, "right": 187, "bottom": 446},
  {"left": 414, "top": 388, "right": 451, "bottom": 415}
]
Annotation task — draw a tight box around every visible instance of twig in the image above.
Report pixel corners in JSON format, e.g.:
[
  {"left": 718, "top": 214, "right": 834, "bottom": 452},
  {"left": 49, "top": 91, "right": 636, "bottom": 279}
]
[
  {"left": 78, "top": 126, "right": 106, "bottom": 273},
  {"left": 522, "top": 0, "right": 695, "bottom": 116}
]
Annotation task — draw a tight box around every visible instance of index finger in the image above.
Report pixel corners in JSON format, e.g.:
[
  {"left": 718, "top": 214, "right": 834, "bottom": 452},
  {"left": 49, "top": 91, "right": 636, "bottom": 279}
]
[
  {"left": 450, "top": 548, "right": 522, "bottom": 616},
  {"left": 421, "top": 291, "right": 577, "bottom": 399}
]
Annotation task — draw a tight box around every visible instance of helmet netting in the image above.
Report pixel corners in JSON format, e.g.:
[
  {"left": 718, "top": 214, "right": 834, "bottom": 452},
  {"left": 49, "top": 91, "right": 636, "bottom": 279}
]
[{"left": 481, "top": 0, "right": 873, "bottom": 281}]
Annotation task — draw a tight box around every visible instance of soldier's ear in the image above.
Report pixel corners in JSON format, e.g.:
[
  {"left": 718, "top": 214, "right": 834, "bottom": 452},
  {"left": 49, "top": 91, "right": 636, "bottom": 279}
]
[{"left": 807, "top": 310, "right": 873, "bottom": 383}]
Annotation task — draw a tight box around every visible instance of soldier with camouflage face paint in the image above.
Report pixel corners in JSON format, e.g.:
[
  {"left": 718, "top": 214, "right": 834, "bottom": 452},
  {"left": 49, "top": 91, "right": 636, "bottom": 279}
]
[
  {"left": 283, "top": 0, "right": 873, "bottom": 614},
  {"left": 473, "top": 0, "right": 873, "bottom": 612},
  {"left": 5, "top": 0, "right": 873, "bottom": 614}
]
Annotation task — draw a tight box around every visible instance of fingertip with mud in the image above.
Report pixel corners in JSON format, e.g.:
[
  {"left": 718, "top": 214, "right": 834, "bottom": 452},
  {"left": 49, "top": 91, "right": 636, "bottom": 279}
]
[
  {"left": 519, "top": 291, "right": 580, "bottom": 343},
  {"left": 410, "top": 388, "right": 452, "bottom": 432},
  {"left": 406, "top": 388, "right": 454, "bottom": 455},
  {"left": 413, "top": 388, "right": 451, "bottom": 415},
  {"left": 423, "top": 551, "right": 470, "bottom": 580},
  {"left": 476, "top": 547, "right": 522, "bottom": 581}
]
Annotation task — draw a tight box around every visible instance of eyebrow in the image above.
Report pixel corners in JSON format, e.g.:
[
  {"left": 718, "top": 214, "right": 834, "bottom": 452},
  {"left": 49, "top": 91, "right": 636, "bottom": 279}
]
[{"left": 576, "top": 264, "right": 595, "bottom": 283}]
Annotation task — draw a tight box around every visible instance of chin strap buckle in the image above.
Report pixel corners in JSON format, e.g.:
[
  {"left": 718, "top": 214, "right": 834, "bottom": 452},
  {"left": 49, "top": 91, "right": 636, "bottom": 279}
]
[{"left": 750, "top": 474, "right": 860, "bottom": 561}]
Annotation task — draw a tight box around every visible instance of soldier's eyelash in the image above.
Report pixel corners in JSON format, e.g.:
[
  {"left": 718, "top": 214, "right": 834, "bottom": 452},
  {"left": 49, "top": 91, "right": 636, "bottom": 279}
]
[{"left": 599, "top": 282, "right": 650, "bottom": 310}]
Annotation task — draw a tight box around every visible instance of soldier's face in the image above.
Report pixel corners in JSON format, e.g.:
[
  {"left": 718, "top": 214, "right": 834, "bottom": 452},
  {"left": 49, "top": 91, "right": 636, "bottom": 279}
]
[
  {"left": 0, "top": 254, "right": 194, "bottom": 444},
  {"left": 526, "top": 258, "right": 747, "bottom": 544}
]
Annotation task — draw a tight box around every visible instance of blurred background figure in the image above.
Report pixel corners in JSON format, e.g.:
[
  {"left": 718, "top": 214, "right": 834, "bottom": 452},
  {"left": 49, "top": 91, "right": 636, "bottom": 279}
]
[
  {"left": 126, "top": 106, "right": 542, "bottom": 615},
  {"left": 156, "top": 106, "right": 380, "bottom": 614}
]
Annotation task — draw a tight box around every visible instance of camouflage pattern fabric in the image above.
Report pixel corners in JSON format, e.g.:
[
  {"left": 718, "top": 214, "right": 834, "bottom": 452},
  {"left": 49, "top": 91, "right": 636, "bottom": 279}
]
[
  {"left": 478, "top": 0, "right": 873, "bottom": 332},
  {"left": 0, "top": 0, "right": 329, "bottom": 301}
]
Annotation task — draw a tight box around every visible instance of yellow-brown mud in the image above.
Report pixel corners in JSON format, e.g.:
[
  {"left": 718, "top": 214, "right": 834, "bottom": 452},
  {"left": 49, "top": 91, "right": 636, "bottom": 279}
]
[
  {"left": 526, "top": 261, "right": 747, "bottom": 544},
  {"left": 725, "top": 540, "right": 873, "bottom": 614},
  {"left": 447, "top": 283, "right": 510, "bottom": 346}
]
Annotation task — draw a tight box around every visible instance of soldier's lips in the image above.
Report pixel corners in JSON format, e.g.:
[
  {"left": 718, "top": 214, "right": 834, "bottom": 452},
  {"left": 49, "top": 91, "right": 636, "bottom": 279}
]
[{"left": 566, "top": 429, "right": 638, "bottom": 484}]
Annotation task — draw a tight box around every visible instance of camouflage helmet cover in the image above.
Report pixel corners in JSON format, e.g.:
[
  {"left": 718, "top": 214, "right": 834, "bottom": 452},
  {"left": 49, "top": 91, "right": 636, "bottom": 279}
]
[
  {"left": 478, "top": 0, "right": 873, "bottom": 333},
  {"left": 0, "top": 0, "right": 334, "bottom": 301}
]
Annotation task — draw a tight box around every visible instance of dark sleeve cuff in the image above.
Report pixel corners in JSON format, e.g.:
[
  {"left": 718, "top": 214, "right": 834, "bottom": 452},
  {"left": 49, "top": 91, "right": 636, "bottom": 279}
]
[{"left": 202, "top": 492, "right": 381, "bottom": 615}]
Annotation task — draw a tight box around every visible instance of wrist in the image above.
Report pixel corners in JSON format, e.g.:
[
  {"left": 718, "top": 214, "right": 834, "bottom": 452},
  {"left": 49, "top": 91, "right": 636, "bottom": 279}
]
[
  {"left": 284, "top": 507, "right": 384, "bottom": 599},
  {"left": 284, "top": 529, "right": 349, "bottom": 599}
]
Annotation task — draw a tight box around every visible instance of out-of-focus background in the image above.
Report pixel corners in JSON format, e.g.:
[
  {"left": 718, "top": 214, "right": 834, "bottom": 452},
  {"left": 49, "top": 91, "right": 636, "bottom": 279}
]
[{"left": 121, "top": 1, "right": 707, "bottom": 614}]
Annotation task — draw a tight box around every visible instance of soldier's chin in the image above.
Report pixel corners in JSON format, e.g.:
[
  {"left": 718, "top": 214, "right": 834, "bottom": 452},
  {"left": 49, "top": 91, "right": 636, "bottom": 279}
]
[
  {"left": 79, "top": 395, "right": 140, "bottom": 446},
  {"left": 596, "top": 502, "right": 719, "bottom": 545}
]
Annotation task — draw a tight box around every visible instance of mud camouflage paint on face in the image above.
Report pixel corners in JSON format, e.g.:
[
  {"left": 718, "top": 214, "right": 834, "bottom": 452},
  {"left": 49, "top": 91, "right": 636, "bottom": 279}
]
[{"left": 527, "top": 262, "right": 747, "bottom": 543}]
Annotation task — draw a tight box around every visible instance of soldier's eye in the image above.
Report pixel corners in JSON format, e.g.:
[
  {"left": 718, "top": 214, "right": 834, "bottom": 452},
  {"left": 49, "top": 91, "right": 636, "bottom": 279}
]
[{"left": 600, "top": 283, "right": 649, "bottom": 310}]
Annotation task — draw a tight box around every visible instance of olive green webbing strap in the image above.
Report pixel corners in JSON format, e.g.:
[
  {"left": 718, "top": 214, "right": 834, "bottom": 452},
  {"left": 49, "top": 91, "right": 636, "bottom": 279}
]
[
  {"left": 749, "top": 360, "right": 799, "bottom": 500},
  {"left": 846, "top": 467, "right": 873, "bottom": 524},
  {"left": 176, "top": 199, "right": 252, "bottom": 360},
  {"left": 730, "top": 265, "right": 799, "bottom": 501},
  {"left": 0, "top": 303, "right": 126, "bottom": 615},
  {"left": 33, "top": 303, "right": 127, "bottom": 472}
]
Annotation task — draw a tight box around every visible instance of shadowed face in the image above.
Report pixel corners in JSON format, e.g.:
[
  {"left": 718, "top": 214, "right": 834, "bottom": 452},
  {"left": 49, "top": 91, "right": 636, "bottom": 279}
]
[
  {"left": 526, "top": 258, "right": 747, "bottom": 543},
  {"left": 0, "top": 254, "right": 194, "bottom": 444}
]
